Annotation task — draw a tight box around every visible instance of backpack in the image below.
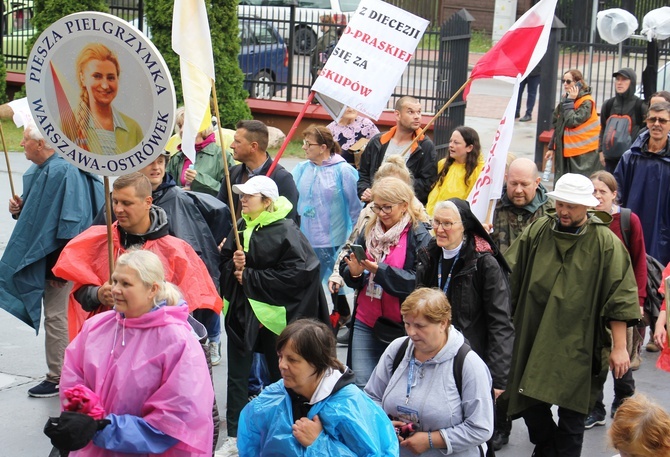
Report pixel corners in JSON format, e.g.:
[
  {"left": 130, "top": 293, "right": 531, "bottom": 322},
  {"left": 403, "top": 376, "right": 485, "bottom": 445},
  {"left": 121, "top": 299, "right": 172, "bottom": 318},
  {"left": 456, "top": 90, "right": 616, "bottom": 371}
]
[
  {"left": 602, "top": 115, "right": 634, "bottom": 160},
  {"left": 391, "top": 338, "right": 492, "bottom": 457},
  {"left": 601, "top": 98, "right": 645, "bottom": 160},
  {"left": 620, "top": 208, "right": 665, "bottom": 317}
]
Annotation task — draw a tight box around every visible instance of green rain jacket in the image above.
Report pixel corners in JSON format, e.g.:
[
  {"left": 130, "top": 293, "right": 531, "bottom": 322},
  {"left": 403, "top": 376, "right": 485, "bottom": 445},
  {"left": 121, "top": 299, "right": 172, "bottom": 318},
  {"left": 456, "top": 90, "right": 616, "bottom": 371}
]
[
  {"left": 167, "top": 141, "right": 235, "bottom": 197},
  {"left": 504, "top": 210, "right": 640, "bottom": 416},
  {"left": 220, "top": 197, "right": 330, "bottom": 351}
]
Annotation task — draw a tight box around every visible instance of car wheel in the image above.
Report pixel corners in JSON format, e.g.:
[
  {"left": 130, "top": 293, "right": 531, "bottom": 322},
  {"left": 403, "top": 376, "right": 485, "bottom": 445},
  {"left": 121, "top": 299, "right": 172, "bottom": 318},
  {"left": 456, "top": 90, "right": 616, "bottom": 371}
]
[
  {"left": 294, "top": 26, "right": 316, "bottom": 55},
  {"left": 250, "top": 71, "right": 275, "bottom": 99}
]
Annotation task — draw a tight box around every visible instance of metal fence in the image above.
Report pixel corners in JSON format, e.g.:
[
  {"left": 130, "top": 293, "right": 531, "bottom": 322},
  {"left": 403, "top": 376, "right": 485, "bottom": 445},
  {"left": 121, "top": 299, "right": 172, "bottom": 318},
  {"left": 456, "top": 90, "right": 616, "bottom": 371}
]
[
  {"left": 556, "top": 0, "right": 667, "bottom": 43},
  {"left": 556, "top": 39, "right": 670, "bottom": 107},
  {"left": 235, "top": 5, "right": 445, "bottom": 114}
]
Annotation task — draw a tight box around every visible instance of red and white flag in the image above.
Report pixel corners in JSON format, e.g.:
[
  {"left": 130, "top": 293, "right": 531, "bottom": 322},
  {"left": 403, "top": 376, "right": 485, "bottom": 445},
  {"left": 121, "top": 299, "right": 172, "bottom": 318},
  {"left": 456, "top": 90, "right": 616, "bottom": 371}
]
[
  {"left": 467, "top": 79, "right": 520, "bottom": 223},
  {"left": 463, "top": 0, "right": 558, "bottom": 100},
  {"left": 466, "top": 0, "right": 557, "bottom": 223}
]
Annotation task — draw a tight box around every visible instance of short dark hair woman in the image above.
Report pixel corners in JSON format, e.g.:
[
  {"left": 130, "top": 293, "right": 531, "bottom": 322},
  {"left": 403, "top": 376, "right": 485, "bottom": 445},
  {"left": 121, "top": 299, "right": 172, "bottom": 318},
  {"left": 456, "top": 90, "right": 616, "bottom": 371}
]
[{"left": 237, "top": 319, "right": 398, "bottom": 456}]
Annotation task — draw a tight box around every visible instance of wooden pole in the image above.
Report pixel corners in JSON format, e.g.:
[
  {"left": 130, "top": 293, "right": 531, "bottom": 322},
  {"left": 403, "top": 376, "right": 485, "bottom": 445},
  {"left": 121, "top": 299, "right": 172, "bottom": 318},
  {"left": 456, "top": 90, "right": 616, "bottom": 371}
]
[
  {"left": 104, "top": 176, "right": 115, "bottom": 282},
  {"left": 211, "top": 80, "right": 242, "bottom": 251},
  {"left": 266, "top": 91, "right": 316, "bottom": 176},
  {"left": 485, "top": 199, "right": 497, "bottom": 226},
  {"left": 401, "top": 77, "right": 473, "bottom": 157},
  {"left": 0, "top": 123, "right": 17, "bottom": 198}
]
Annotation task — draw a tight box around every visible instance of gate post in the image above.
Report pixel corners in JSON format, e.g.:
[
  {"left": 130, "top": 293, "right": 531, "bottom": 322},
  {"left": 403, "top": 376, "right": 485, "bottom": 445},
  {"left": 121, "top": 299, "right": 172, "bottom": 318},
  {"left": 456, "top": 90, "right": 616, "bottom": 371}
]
[
  {"left": 434, "top": 8, "right": 474, "bottom": 160},
  {"left": 534, "top": 16, "right": 565, "bottom": 169}
]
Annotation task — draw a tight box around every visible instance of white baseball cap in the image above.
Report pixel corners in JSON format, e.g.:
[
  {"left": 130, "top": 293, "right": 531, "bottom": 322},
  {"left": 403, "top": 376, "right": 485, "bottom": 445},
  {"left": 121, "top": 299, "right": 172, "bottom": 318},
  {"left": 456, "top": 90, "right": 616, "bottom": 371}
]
[
  {"left": 232, "top": 175, "right": 279, "bottom": 202},
  {"left": 547, "top": 173, "right": 600, "bottom": 207}
]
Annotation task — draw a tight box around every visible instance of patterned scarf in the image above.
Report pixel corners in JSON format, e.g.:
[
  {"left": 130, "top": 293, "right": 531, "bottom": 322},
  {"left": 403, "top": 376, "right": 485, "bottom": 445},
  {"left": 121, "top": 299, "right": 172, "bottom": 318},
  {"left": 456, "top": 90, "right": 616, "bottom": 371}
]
[{"left": 366, "top": 212, "right": 412, "bottom": 264}]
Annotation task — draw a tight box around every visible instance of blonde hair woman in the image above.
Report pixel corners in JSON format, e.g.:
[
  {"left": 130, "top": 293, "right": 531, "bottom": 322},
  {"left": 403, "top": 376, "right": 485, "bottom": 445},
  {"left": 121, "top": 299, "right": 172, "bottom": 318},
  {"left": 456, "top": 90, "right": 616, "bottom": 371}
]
[
  {"left": 341, "top": 176, "right": 431, "bottom": 387},
  {"left": 64, "top": 43, "right": 143, "bottom": 155},
  {"left": 56, "top": 250, "right": 214, "bottom": 455}
]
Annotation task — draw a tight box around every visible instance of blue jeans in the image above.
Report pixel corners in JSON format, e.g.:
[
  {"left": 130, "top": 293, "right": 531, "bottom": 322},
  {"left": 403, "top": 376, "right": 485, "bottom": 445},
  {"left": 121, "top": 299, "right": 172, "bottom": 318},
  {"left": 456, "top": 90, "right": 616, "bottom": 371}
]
[
  {"left": 516, "top": 74, "right": 541, "bottom": 118},
  {"left": 351, "top": 319, "right": 389, "bottom": 388},
  {"left": 193, "top": 309, "right": 221, "bottom": 343},
  {"left": 248, "top": 352, "right": 270, "bottom": 396}
]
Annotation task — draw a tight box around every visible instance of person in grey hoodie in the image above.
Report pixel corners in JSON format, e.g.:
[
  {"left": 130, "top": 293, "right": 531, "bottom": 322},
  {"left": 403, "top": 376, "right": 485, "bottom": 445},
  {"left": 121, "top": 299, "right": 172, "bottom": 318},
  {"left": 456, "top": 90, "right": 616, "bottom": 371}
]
[
  {"left": 598, "top": 68, "right": 647, "bottom": 173},
  {"left": 365, "top": 288, "right": 494, "bottom": 457}
]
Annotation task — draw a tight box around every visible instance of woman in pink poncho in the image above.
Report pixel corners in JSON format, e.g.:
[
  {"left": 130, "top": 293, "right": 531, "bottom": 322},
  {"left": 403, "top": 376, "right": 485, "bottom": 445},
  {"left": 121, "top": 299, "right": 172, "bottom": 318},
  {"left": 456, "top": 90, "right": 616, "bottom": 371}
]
[{"left": 58, "top": 250, "right": 214, "bottom": 456}]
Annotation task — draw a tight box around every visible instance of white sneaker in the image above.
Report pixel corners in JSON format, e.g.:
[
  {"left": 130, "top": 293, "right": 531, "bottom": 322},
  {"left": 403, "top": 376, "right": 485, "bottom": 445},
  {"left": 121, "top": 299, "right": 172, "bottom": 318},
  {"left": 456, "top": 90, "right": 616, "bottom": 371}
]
[
  {"left": 216, "top": 437, "right": 238, "bottom": 457},
  {"left": 209, "top": 341, "right": 221, "bottom": 366}
]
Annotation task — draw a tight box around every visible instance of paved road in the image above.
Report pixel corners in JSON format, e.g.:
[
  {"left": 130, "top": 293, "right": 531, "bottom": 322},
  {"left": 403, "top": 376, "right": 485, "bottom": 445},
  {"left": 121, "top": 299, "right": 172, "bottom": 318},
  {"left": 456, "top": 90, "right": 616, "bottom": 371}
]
[{"left": 2, "top": 125, "right": 667, "bottom": 456}]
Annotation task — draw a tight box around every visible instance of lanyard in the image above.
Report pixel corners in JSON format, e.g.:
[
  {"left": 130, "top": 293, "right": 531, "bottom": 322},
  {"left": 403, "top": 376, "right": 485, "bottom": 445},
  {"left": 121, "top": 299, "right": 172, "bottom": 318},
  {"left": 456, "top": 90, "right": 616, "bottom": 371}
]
[
  {"left": 406, "top": 353, "right": 432, "bottom": 404},
  {"left": 437, "top": 253, "right": 459, "bottom": 295}
]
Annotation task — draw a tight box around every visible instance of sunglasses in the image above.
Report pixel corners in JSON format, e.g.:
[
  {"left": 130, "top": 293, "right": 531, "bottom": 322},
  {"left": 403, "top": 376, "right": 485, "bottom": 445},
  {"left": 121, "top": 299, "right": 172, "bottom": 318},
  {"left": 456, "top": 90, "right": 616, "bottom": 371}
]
[
  {"left": 562, "top": 79, "right": 573, "bottom": 84},
  {"left": 647, "top": 117, "right": 670, "bottom": 126}
]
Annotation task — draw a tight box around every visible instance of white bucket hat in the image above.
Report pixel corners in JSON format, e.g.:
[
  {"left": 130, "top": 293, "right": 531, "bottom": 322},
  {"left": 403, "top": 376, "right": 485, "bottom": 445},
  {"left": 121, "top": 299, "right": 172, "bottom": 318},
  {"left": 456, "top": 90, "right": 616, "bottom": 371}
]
[
  {"left": 547, "top": 173, "right": 600, "bottom": 207},
  {"left": 232, "top": 175, "right": 279, "bottom": 202}
]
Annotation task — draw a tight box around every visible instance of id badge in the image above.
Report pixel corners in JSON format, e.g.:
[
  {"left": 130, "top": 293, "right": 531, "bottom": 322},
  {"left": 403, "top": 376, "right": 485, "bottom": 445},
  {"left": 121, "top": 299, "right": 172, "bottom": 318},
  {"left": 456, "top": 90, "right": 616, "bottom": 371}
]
[
  {"left": 366, "top": 280, "right": 383, "bottom": 299},
  {"left": 396, "top": 405, "right": 420, "bottom": 425}
]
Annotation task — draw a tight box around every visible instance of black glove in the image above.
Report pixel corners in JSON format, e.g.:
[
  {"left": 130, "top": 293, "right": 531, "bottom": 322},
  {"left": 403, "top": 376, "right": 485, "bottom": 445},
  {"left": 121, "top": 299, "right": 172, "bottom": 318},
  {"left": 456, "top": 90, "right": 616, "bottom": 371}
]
[{"left": 44, "top": 412, "right": 111, "bottom": 451}]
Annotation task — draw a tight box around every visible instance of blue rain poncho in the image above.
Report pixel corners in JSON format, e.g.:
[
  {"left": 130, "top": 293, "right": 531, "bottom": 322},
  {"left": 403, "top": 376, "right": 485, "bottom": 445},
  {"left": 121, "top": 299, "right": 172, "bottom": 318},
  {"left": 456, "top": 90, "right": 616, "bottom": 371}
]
[
  {"left": 238, "top": 374, "right": 398, "bottom": 456},
  {"left": 0, "top": 155, "right": 104, "bottom": 330}
]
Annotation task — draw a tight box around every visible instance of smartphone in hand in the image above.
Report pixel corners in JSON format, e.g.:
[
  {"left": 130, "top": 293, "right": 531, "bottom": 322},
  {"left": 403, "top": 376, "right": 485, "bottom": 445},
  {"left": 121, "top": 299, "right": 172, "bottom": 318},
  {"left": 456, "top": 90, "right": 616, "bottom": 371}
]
[{"left": 349, "top": 244, "right": 367, "bottom": 262}]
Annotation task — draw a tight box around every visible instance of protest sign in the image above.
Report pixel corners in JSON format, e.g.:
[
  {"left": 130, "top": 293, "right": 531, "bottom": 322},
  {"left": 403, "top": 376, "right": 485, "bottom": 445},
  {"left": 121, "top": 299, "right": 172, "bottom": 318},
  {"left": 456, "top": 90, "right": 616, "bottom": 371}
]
[
  {"left": 25, "top": 12, "right": 176, "bottom": 176},
  {"left": 311, "top": 0, "right": 428, "bottom": 120}
]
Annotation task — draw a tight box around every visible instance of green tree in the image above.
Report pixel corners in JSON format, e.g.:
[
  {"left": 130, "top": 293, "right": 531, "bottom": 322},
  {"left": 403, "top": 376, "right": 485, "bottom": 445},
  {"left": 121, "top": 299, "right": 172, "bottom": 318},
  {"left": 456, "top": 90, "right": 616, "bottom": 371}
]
[
  {"left": 13, "top": 0, "right": 108, "bottom": 98},
  {"left": 146, "top": 0, "right": 250, "bottom": 128},
  {"left": 0, "top": 54, "right": 7, "bottom": 104}
]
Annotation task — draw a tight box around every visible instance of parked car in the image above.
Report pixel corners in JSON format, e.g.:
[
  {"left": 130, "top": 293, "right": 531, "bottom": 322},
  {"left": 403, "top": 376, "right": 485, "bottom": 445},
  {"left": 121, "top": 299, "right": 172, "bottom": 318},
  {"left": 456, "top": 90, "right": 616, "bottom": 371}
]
[
  {"left": 239, "top": 18, "right": 289, "bottom": 99},
  {"left": 131, "top": 16, "right": 287, "bottom": 99},
  {"left": 237, "top": 0, "right": 360, "bottom": 55}
]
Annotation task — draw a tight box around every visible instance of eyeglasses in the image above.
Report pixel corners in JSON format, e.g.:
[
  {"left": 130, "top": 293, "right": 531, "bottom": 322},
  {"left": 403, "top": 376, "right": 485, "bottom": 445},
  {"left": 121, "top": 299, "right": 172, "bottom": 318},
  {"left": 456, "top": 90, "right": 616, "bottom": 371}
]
[
  {"left": 562, "top": 79, "right": 573, "bottom": 84},
  {"left": 239, "top": 193, "right": 261, "bottom": 200},
  {"left": 432, "top": 220, "right": 462, "bottom": 231},
  {"left": 646, "top": 117, "right": 670, "bottom": 125},
  {"left": 303, "top": 139, "right": 319, "bottom": 147},
  {"left": 370, "top": 203, "right": 397, "bottom": 214}
]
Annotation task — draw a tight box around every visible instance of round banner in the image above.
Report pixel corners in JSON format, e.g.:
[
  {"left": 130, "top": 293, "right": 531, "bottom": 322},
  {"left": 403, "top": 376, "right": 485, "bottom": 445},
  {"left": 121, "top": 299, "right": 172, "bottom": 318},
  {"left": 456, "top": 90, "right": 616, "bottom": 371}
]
[{"left": 25, "top": 12, "right": 176, "bottom": 176}]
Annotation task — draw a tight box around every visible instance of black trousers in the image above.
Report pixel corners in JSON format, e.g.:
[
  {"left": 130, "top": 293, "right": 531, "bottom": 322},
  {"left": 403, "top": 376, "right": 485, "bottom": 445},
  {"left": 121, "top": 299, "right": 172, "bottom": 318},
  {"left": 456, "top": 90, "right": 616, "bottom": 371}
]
[
  {"left": 521, "top": 402, "right": 586, "bottom": 457},
  {"left": 226, "top": 327, "right": 281, "bottom": 437},
  {"left": 592, "top": 367, "right": 635, "bottom": 416}
]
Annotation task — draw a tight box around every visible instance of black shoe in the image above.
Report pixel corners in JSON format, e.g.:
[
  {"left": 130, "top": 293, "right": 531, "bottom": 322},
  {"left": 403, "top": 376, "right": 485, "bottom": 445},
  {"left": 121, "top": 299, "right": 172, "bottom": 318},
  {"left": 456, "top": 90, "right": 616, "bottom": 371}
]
[
  {"left": 28, "top": 380, "right": 59, "bottom": 398},
  {"left": 584, "top": 411, "right": 606, "bottom": 429},
  {"left": 519, "top": 114, "right": 532, "bottom": 122},
  {"left": 514, "top": 113, "right": 520, "bottom": 119},
  {"left": 492, "top": 430, "right": 509, "bottom": 450},
  {"left": 337, "top": 327, "right": 350, "bottom": 345}
]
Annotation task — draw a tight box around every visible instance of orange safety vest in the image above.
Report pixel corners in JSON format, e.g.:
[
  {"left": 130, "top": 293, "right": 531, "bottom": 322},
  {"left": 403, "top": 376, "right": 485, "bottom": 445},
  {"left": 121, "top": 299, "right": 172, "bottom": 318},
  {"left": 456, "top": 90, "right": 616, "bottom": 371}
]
[{"left": 563, "top": 95, "right": 601, "bottom": 157}]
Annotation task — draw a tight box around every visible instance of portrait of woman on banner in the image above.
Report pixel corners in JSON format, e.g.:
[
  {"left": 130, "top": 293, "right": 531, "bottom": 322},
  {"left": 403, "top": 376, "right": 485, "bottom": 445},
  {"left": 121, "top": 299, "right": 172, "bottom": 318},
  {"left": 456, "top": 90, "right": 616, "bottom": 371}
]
[{"left": 60, "top": 43, "right": 143, "bottom": 156}]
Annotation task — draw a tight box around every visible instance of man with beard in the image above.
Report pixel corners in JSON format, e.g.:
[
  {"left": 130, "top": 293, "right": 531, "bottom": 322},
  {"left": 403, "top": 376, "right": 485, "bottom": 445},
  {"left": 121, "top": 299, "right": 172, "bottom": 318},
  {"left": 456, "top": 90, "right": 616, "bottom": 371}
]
[
  {"left": 490, "top": 158, "right": 552, "bottom": 255},
  {"left": 504, "top": 173, "right": 640, "bottom": 457},
  {"left": 357, "top": 96, "right": 436, "bottom": 204}
]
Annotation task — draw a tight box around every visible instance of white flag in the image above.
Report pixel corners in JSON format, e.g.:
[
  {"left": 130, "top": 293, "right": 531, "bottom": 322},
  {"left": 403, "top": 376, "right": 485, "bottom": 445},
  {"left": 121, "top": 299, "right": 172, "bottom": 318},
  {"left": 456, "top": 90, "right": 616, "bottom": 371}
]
[{"left": 172, "top": 0, "right": 215, "bottom": 162}]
